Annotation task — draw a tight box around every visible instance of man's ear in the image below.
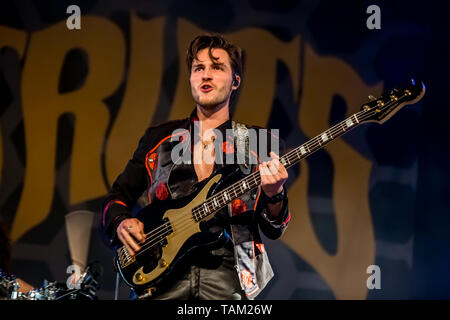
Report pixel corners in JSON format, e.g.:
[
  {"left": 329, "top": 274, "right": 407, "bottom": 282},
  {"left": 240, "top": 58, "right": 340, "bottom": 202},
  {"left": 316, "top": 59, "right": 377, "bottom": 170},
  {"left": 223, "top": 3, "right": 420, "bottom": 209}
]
[{"left": 232, "top": 74, "right": 241, "bottom": 90}]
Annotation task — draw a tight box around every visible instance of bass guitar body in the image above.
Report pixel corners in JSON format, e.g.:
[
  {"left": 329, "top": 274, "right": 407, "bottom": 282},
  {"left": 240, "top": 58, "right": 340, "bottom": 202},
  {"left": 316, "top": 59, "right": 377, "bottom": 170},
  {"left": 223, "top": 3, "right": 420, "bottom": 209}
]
[{"left": 114, "top": 165, "right": 243, "bottom": 295}]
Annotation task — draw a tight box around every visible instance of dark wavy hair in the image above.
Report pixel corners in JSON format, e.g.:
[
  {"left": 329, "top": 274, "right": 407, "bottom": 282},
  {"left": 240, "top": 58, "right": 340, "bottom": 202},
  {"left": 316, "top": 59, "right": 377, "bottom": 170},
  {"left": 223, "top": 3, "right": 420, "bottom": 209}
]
[{"left": 186, "top": 33, "right": 243, "bottom": 78}]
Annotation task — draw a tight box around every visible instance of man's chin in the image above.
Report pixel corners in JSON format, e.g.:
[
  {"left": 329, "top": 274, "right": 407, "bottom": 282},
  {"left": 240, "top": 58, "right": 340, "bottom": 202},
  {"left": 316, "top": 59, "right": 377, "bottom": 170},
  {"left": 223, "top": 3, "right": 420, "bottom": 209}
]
[{"left": 196, "top": 98, "right": 225, "bottom": 110}]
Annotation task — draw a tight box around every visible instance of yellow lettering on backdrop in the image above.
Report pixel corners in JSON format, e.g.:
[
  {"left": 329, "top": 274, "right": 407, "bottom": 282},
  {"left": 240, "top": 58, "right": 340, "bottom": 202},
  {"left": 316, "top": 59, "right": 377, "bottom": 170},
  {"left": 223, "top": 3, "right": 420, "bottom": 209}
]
[
  {"left": 0, "top": 26, "right": 27, "bottom": 57},
  {"left": 11, "top": 17, "right": 125, "bottom": 242},
  {"left": 168, "top": 20, "right": 201, "bottom": 121},
  {"left": 0, "top": 26, "right": 27, "bottom": 187},
  {"left": 225, "top": 32, "right": 299, "bottom": 127},
  {"left": 105, "top": 15, "right": 164, "bottom": 184},
  {"left": 282, "top": 43, "right": 383, "bottom": 299},
  {"left": 170, "top": 19, "right": 299, "bottom": 127}
]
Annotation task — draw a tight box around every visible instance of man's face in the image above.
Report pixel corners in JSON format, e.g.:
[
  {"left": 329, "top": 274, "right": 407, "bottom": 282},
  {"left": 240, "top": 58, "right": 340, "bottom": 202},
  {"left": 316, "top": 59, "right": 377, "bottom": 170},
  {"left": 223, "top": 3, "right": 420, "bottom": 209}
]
[{"left": 190, "top": 48, "right": 237, "bottom": 110}]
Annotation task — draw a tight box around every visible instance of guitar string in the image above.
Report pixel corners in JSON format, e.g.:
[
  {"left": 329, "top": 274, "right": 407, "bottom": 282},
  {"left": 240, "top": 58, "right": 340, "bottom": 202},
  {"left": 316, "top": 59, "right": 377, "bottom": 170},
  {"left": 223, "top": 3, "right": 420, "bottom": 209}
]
[
  {"left": 119, "top": 215, "right": 194, "bottom": 263},
  {"left": 120, "top": 95, "right": 408, "bottom": 262}
]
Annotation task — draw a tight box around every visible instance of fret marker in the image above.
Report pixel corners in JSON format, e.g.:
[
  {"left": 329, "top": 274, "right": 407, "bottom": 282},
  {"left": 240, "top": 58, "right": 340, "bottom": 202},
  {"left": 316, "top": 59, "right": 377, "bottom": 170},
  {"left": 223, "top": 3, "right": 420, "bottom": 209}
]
[
  {"left": 345, "top": 118, "right": 354, "bottom": 128},
  {"left": 203, "top": 203, "right": 209, "bottom": 213},
  {"left": 281, "top": 158, "right": 287, "bottom": 166},
  {"left": 321, "top": 133, "right": 329, "bottom": 142},
  {"left": 224, "top": 192, "right": 229, "bottom": 201},
  {"left": 242, "top": 181, "right": 247, "bottom": 189},
  {"left": 213, "top": 198, "right": 218, "bottom": 207},
  {"left": 300, "top": 146, "right": 307, "bottom": 155}
]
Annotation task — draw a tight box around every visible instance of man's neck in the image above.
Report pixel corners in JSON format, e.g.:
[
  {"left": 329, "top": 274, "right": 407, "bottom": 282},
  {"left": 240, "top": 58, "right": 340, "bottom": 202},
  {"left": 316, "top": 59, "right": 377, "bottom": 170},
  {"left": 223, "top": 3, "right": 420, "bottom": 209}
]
[{"left": 195, "top": 104, "right": 230, "bottom": 132}]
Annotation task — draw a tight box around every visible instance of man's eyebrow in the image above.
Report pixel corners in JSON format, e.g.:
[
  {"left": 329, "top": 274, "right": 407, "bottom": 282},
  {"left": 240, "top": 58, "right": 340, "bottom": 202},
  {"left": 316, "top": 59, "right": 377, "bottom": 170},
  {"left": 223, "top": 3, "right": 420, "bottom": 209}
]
[{"left": 192, "top": 61, "right": 227, "bottom": 68}]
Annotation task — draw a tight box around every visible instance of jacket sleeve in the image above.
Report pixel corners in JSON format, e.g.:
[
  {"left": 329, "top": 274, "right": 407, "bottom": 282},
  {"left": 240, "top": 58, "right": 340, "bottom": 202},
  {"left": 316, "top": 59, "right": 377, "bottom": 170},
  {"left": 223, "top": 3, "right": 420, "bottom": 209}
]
[
  {"left": 99, "top": 128, "right": 153, "bottom": 247},
  {"left": 255, "top": 186, "right": 290, "bottom": 240},
  {"left": 254, "top": 129, "right": 291, "bottom": 240}
]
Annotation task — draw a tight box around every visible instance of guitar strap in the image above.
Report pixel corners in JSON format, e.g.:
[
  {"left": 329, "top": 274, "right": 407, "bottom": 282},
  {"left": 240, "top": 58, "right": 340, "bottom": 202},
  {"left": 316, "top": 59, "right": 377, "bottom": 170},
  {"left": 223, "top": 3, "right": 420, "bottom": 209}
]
[
  {"left": 232, "top": 121, "right": 251, "bottom": 175},
  {"left": 230, "top": 121, "right": 262, "bottom": 297}
]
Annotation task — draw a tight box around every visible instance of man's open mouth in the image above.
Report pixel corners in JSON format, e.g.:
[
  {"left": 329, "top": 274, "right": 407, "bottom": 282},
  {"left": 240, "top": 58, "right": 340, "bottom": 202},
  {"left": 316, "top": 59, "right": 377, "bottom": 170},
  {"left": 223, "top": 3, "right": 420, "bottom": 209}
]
[{"left": 200, "top": 84, "right": 213, "bottom": 92}]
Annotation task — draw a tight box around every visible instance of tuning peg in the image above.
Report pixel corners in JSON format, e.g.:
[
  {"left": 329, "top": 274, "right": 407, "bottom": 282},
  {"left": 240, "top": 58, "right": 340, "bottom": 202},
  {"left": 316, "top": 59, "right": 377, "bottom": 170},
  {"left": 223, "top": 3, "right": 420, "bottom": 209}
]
[{"left": 368, "top": 94, "right": 377, "bottom": 101}]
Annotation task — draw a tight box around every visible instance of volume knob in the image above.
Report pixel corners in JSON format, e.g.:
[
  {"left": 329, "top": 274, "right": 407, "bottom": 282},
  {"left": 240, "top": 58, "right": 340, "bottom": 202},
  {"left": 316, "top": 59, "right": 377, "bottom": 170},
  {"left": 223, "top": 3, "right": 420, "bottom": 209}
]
[
  {"left": 159, "top": 259, "right": 168, "bottom": 268},
  {"left": 135, "top": 273, "right": 144, "bottom": 281}
]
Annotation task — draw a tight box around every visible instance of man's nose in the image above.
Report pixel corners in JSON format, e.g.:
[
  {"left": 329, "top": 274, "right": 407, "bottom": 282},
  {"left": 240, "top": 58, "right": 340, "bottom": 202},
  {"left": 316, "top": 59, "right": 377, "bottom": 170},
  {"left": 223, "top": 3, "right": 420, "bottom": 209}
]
[{"left": 202, "top": 67, "right": 213, "bottom": 80}]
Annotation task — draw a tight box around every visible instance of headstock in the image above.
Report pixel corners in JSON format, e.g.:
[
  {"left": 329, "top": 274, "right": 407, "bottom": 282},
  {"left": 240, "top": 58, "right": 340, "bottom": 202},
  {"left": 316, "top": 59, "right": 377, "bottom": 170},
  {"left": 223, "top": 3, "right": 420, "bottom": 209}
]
[{"left": 360, "top": 79, "right": 425, "bottom": 124}]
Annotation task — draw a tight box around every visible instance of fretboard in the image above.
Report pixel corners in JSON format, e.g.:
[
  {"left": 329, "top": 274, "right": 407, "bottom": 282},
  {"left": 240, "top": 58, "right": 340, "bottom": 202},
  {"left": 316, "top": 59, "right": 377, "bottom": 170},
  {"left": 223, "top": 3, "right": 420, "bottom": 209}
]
[{"left": 191, "top": 110, "right": 367, "bottom": 222}]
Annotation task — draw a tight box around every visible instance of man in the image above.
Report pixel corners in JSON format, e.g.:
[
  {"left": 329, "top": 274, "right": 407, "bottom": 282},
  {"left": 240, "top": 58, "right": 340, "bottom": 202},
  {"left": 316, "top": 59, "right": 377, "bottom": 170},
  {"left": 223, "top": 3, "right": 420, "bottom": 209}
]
[{"left": 101, "top": 34, "right": 291, "bottom": 300}]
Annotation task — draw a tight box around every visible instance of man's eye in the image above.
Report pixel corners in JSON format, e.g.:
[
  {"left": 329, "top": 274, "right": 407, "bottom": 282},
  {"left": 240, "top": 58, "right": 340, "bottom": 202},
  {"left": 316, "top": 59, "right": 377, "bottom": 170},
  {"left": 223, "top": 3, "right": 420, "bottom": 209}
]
[
  {"left": 194, "top": 67, "right": 203, "bottom": 71},
  {"left": 214, "top": 66, "right": 222, "bottom": 70}
]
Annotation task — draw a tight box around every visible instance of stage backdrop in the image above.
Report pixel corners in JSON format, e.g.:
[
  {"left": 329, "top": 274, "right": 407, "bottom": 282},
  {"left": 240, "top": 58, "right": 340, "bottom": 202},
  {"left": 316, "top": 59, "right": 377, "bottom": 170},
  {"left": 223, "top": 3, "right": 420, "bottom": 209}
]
[{"left": 0, "top": 0, "right": 449, "bottom": 299}]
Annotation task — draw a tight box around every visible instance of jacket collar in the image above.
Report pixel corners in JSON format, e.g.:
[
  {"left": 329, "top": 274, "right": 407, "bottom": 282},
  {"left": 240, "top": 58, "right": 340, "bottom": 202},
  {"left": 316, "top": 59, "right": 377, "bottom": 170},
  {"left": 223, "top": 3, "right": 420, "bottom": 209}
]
[{"left": 189, "top": 107, "right": 233, "bottom": 141}]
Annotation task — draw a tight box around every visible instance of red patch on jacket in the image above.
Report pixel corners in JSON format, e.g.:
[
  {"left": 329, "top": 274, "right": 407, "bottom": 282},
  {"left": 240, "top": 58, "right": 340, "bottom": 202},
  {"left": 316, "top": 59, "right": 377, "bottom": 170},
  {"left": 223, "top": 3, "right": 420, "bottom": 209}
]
[
  {"left": 255, "top": 243, "right": 265, "bottom": 254},
  {"left": 240, "top": 269, "right": 254, "bottom": 289},
  {"left": 147, "top": 153, "right": 158, "bottom": 170},
  {"left": 223, "top": 141, "right": 234, "bottom": 154},
  {"left": 155, "top": 182, "right": 169, "bottom": 201},
  {"left": 231, "top": 198, "right": 247, "bottom": 216},
  {"left": 179, "top": 131, "right": 189, "bottom": 143}
]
